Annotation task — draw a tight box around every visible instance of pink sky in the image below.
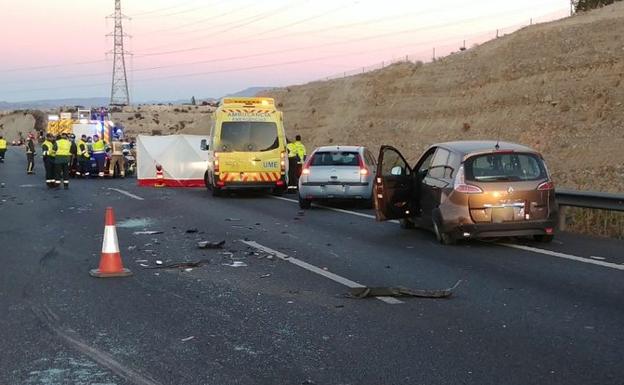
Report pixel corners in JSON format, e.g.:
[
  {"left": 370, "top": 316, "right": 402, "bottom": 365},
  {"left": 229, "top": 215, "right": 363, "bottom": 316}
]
[{"left": 0, "top": 0, "right": 571, "bottom": 102}]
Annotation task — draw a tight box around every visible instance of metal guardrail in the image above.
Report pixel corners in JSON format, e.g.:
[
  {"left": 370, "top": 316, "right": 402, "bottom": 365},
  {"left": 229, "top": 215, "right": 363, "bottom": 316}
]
[
  {"left": 555, "top": 189, "right": 624, "bottom": 231},
  {"left": 556, "top": 189, "right": 624, "bottom": 212}
]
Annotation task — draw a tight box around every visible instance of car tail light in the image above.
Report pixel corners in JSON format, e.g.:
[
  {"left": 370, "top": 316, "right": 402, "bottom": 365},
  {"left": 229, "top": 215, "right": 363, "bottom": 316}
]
[
  {"left": 276, "top": 180, "right": 285, "bottom": 187},
  {"left": 216, "top": 180, "right": 225, "bottom": 187},
  {"left": 302, "top": 168, "right": 310, "bottom": 175},
  {"left": 358, "top": 154, "right": 369, "bottom": 181},
  {"left": 537, "top": 181, "right": 555, "bottom": 191},
  {"left": 453, "top": 165, "right": 483, "bottom": 194},
  {"left": 214, "top": 152, "right": 220, "bottom": 174}
]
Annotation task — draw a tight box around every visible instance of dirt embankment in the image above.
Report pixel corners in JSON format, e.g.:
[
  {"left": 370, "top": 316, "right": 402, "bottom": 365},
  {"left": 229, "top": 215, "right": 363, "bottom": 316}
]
[
  {"left": 261, "top": 3, "right": 624, "bottom": 193},
  {"left": 115, "top": 105, "right": 214, "bottom": 138},
  {"left": 0, "top": 112, "right": 36, "bottom": 142}
]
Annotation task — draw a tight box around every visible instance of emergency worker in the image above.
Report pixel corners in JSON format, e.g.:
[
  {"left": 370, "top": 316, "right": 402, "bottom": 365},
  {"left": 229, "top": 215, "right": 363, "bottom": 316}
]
[
  {"left": 109, "top": 135, "right": 125, "bottom": 178},
  {"left": 76, "top": 135, "right": 91, "bottom": 178},
  {"left": 0, "top": 135, "right": 7, "bottom": 162},
  {"left": 286, "top": 138, "right": 298, "bottom": 189},
  {"left": 293, "top": 134, "right": 307, "bottom": 181},
  {"left": 25, "top": 134, "right": 36, "bottom": 174},
  {"left": 41, "top": 134, "right": 56, "bottom": 187},
  {"left": 68, "top": 134, "right": 78, "bottom": 177},
  {"left": 52, "top": 133, "right": 76, "bottom": 189},
  {"left": 92, "top": 134, "right": 107, "bottom": 177}
]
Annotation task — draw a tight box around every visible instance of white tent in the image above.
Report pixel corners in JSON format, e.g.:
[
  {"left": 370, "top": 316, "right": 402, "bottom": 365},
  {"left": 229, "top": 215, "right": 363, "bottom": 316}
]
[{"left": 136, "top": 134, "right": 208, "bottom": 187}]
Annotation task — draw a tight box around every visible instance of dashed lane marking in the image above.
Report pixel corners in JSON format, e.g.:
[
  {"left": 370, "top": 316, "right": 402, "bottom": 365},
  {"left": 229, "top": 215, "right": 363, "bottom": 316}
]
[
  {"left": 271, "top": 196, "right": 623, "bottom": 272},
  {"left": 108, "top": 188, "right": 145, "bottom": 201},
  {"left": 240, "top": 240, "right": 403, "bottom": 305}
]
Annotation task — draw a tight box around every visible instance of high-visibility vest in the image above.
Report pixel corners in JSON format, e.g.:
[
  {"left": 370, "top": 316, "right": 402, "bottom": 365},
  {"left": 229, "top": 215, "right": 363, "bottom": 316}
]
[
  {"left": 56, "top": 139, "right": 71, "bottom": 156},
  {"left": 77, "top": 140, "right": 90, "bottom": 158},
  {"left": 293, "top": 141, "right": 306, "bottom": 163},
  {"left": 42, "top": 140, "right": 55, "bottom": 157},
  {"left": 92, "top": 140, "right": 106, "bottom": 153},
  {"left": 286, "top": 142, "right": 297, "bottom": 158},
  {"left": 0, "top": 139, "right": 6, "bottom": 150}
]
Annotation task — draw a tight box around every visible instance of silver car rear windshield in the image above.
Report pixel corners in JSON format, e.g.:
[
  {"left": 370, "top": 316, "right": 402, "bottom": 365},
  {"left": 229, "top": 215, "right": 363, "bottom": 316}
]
[
  {"left": 311, "top": 152, "right": 360, "bottom": 166},
  {"left": 465, "top": 152, "right": 547, "bottom": 182},
  {"left": 219, "top": 122, "right": 278, "bottom": 152}
]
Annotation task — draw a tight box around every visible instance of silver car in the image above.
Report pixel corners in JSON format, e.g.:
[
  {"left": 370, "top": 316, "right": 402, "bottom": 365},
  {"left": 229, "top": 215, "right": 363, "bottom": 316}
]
[{"left": 298, "top": 146, "right": 376, "bottom": 209}]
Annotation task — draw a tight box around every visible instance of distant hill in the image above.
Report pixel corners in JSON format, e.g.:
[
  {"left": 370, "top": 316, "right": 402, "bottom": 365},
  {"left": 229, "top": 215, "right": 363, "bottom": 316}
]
[
  {"left": 225, "top": 87, "right": 275, "bottom": 98},
  {"left": 0, "top": 97, "right": 109, "bottom": 111}
]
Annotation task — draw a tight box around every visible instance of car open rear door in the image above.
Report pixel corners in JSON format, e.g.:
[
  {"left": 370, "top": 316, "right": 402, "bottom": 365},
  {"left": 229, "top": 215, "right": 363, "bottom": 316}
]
[{"left": 374, "top": 145, "right": 415, "bottom": 221}]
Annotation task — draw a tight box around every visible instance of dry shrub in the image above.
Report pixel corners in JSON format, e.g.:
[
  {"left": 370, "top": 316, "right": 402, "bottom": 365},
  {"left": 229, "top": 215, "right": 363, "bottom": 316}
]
[{"left": 564, "top": 207, "right": 624, "bottom": 239}]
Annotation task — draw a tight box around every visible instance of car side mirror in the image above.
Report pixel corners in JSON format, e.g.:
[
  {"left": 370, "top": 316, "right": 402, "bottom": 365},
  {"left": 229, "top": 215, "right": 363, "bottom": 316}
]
[
  {"left": 200, "top": 139, "right": 209, "bottom": 151},
  {"left": 391, "top": 166, "right": 403, "bottom": 176}
]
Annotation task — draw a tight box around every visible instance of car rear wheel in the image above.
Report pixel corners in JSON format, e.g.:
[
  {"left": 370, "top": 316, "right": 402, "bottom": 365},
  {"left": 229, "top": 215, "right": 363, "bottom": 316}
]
[
  {"left": 433, "top": 218, "right": 455, "bottom": 245},
  {"left": 533, "top": 234, "right": 554, "bottom": 243},
  {"left": 299, "top": 196, "right": 312, "bottom": 209}
]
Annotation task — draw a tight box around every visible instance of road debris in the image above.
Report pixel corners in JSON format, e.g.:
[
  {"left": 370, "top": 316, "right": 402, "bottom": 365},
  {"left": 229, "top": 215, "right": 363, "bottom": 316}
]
[
  {"left": 346, "top": 280, "right": 462, "bottom": 299},
  {"left": 155, "top": 260, "right": 163, "bottom": 265},
  {"left": 133, "top": 230, "right": 163, "bottom": 235},
  {"left": 181, "top": 336, "right": 195, "bottom": 342},
  {"left": 185, "top": 228, "right": 198, "bottom": 233},
  {"left": 225, "top": 218, "right": 241, "bottom": 222},
  {"left": 259, "top": 273, "right": 271, "bottom": 278},
  {"left": 127, "top": 245, "right": 137, "bottom": 251},
  {"left": 197, "top": 240, "right": 226, "bottom": 249},
  {"left": 222, "top": 261, "right": 247, "bottom": 267},
  {"left": 142, "top": 259, "right": 211, "bottom": 270}
]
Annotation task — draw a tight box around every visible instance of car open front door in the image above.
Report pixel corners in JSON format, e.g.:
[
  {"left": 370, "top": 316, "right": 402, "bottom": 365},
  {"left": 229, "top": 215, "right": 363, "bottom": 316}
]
[{"left": 374, "top": 145, "right": 415, "bottom": 221}]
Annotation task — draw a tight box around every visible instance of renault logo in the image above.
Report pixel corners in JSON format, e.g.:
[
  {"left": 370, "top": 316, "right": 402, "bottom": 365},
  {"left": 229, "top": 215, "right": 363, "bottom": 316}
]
[{"left": 507, "top": 186, "right": 515, "bottom": 194}]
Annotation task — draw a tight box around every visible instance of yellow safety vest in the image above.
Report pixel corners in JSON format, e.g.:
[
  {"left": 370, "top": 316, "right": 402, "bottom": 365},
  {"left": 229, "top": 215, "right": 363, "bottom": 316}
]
[
  {"left": 0, "top": 139, "right": 6, "bottom": 149},
  {"left": 42, "top": 140, "right": 55, "bottom": 157},
  {"left": 56, "top": 139, "right": 71, "bottom": 156},
  {"left": 286, "top": 142, "right": 297, "bottom": 158},
  {"left": 77, "top": 140, "right": 90, "bottom": 158},
  {"left": 293, "top": 141, "right": 306, "bottom": 163},
  {"left": 92, "top": 140, "right": 106, "bottom": 152}
]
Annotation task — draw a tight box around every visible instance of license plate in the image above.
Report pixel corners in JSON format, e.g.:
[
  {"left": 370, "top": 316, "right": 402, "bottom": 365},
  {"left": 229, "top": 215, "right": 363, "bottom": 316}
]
[{"left": 492, "top": 207, "right": 514, "bottom": 223}]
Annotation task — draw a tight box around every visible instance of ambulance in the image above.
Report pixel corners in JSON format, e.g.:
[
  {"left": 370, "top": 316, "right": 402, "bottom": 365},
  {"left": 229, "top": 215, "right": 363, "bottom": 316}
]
[{"left": 200, "top": 97, "right": 288, "bottom": 196}]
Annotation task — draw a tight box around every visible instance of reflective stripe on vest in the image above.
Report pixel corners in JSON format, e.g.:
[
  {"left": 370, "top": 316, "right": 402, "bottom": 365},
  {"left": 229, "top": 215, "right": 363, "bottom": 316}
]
[
  {"left": 77, "top": 140, "right": 90, "bottom": 158},
  {"left": 0, "top": 139, "right": 6, "bottom": 150},
  {"left": 56, "top": 139, "right": 71, "bottom": 156}
]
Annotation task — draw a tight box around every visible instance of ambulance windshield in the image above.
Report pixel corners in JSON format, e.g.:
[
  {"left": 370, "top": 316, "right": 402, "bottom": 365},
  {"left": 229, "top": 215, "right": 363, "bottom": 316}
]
[{"left": 219, "top": 122, "right": 279, "bottom": 152}]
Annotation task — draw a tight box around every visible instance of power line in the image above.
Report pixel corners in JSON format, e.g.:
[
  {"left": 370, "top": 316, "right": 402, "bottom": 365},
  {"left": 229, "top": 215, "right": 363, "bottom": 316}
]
[
  {"left": 137, "top": 0, "right": 310, "bottom": 53},
  {"left": 128, "top": 0, "right": 200, "bottom": 17}
]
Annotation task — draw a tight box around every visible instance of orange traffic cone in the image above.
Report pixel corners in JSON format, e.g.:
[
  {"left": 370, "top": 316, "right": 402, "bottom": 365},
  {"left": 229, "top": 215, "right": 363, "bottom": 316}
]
[
  {"left": 89, "top": 207, "right": 133, "bottom": 278},
  {"left": 155, "top": 164, "right": 165, "bottom": 188}
]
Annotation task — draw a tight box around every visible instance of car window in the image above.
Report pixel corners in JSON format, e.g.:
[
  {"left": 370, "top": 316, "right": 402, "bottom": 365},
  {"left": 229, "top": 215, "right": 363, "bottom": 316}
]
[
  {"left": 311, "top": 151, "right": 360, "bottom": 166},
  {"left": 414, "top": 149, "right": 435, "bottom": 174},
  {"left": 381, "top": 149, "right": 410, "bottom": 176},
  {"left": 465, "top": 152, "right": 547, "bottom": 182},
  {"left": 427, "top": 148, "right": 450, "bottom": 178}
]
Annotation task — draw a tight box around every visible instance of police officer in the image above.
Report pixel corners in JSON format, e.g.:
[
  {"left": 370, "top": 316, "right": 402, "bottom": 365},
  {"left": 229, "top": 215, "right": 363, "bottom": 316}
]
[
  {"left": 41, "top": 134, "right": 56, "bottom": 187},
  {"left": 52, "top": 133, "right": 76, "bottom": 189},
  {"left": 25, "top": 134, "right": 36, "bottom": 174},
  {"left": 0, "top": 135, "right": 7, "bottom": 163},
  {"left": 76, "top": 135, "right": 91, "bottom": 178}
]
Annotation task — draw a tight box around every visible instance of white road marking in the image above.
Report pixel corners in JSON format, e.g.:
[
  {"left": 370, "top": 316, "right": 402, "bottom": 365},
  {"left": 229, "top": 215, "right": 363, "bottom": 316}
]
[
  {"left": 271, "top": 196, "right": 623, "bottom": 272},
  {"left": 590, "top": 256, "right": 606, "bottom": 261},
  {"left": 108, "top": 188, "right": 145, "bottom": 201},
  {"left": 502, "top": 244, "right": 624, "bottom": 271},
  {"left": 240, "top": 240, "right": 403, "bottom": 304},
  {"left": 271, "top": 196, "right": 398, "bottom": 223}
]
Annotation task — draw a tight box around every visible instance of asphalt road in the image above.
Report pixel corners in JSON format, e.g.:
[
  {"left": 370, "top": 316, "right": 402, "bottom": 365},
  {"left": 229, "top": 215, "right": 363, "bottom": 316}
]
[{"left": 1, "top": 146, "right": 623, "bottom": 385}]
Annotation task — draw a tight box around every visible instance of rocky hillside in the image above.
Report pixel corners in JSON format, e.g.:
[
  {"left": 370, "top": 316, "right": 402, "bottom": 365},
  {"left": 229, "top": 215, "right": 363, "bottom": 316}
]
[{"left": 262, "top": 3, "right": 624, "bottom": 192}]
